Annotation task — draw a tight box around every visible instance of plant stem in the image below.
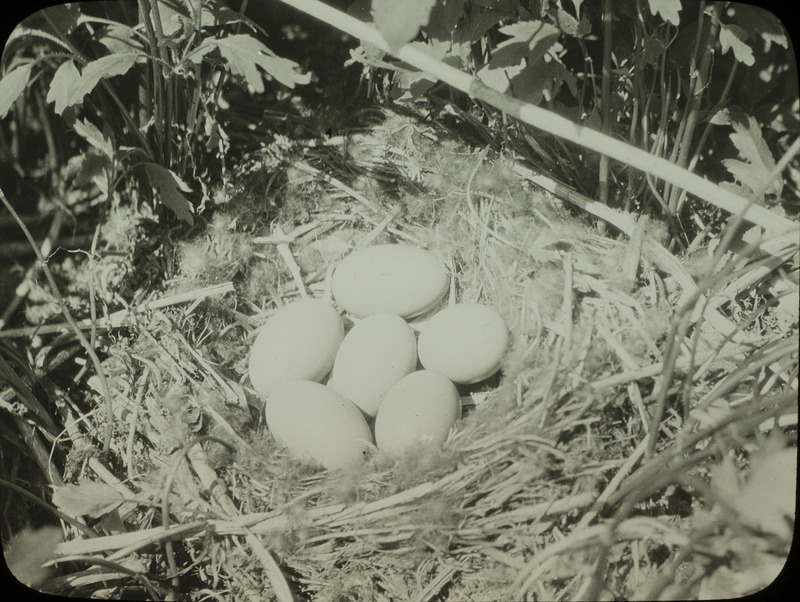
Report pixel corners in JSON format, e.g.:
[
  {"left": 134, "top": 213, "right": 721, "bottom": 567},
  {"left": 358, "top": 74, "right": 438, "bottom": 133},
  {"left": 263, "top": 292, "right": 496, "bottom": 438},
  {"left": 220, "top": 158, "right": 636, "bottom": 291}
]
[
  {"left": 148, "top": 0, "right": 174, "bottom": 169},
  {"left": 139, "top": 0, "right": 164, "bottom": 165},
  {"left": 598, "top": 0, "right": 613, "bottom": 217},
  {"left": 666, "top": 2, "right": 722, "bottom": 216}
]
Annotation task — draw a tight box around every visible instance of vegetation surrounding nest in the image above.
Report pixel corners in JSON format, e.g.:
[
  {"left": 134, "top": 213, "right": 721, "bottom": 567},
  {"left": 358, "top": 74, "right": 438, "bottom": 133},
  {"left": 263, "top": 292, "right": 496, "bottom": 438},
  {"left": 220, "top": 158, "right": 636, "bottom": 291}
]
[{"left": 0, "top": 1, "right": 797, "bottom": 600}]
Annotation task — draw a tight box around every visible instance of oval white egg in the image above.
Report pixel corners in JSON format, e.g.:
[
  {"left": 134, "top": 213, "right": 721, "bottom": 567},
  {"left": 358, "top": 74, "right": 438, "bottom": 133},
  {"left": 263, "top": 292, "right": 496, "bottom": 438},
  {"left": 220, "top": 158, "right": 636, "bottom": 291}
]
[
  {"left": 328, "top": 313, "right": 418, "bottom": 417},
  {"left": 248, "top": 298, "right": 344, "bottom": 397},
  {"left": 374, "top": 370, "right": 461, "bottom": 455},
  {"left": 417, "top": 303, "right": 508, "bottom": 384},
  {"left": 265, "top": 380, "right": 373, "bottom": 469},
  {"left": 332, "top": 244, "right": 449, "bottom": 318}
]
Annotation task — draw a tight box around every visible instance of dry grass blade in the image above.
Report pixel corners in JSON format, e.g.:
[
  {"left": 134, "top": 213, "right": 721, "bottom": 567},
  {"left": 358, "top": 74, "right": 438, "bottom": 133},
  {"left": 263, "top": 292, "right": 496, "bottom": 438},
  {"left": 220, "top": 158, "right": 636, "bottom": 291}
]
[
  {"left": 0, "top": 282, "right": 235, "bottom": 338},
  {"left": 244, "top": 530, "right": 295, "bottom": 602}
]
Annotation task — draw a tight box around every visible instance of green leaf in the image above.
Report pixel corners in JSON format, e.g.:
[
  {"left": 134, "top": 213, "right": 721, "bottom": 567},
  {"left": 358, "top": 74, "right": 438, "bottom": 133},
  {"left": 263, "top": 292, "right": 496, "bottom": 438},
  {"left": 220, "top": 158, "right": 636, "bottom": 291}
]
[
  {"left": 497, "top": 21, "right": 561, "bottom": 66},
  {"left": 201, "top": 2, "right": 256, "bottom": 30},
  {"left": 143, "top": 162, "right": 195, "bottom": 223},
  {"left": 478, "top": 20, "right": 561, "bottom": 94},
  {"left": 46, "top": 59, "right": 80, "bottom": 115},
  {"left": 52, "top": 480, "right": 124, "bottom": 518},
  {"left": 187, "top": 35, "right": 310, "bottom": 93},
  {"left": 647, "top": 0, "right": 681, "bottom": 26},
  {"left": 454, "top": 4, "right": 509, "bottom": 44},
  {"left": 98, "top": 23, "right": 145, "bottom": 55},
  {"left": 48, "top": 53, "right": 139, "bottom": 115},
  {"left": 548, "top": 5, "right": 581, "bottom": 37},
  {"left": 73, "top": 118, "right": 115, "bottom": 160},
  {"left": 512, "top": 56, "right": 577, "bottom": 105},
  {"left": 71, "top": 151, "right": 111, "bottom": 194},
  {"left": 477, "top": 57, "right": 525, "bottom": 94},
  {"left": 372, "top": 0, "right": 436, "bottom": 51},
  {"left": 720, "top": 111, "right": 782, "bottom": 197},
  {"left": 0, "top": 63, "right": 33, "bottom": 118},
  {"left": 718, "top": 22, "right": 754, "bottom": 66}
]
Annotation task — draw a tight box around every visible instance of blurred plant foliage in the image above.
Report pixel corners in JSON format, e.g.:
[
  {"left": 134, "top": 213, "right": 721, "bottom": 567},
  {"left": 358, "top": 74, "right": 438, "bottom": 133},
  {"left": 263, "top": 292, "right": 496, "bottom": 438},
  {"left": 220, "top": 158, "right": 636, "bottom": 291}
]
[
  {"left": 352, "top": 0, "right": 796, "bottom": 235},
  {"left": 0, "top": 0, "right": 309, "bottom": 222}
]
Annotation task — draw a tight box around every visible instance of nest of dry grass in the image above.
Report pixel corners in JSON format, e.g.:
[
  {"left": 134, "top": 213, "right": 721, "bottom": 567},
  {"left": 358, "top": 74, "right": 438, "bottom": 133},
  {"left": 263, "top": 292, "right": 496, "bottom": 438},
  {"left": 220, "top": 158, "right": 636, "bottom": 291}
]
[{"left": 1, "top": 110, "right": 797, "bottom": 600}]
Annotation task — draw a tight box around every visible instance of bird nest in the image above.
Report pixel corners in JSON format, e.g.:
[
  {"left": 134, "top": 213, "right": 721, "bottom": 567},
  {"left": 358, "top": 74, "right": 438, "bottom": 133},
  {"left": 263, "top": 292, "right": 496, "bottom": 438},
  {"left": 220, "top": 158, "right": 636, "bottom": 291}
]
[{"left": 2, "top": 110, "right": 796, "bottom": 600}]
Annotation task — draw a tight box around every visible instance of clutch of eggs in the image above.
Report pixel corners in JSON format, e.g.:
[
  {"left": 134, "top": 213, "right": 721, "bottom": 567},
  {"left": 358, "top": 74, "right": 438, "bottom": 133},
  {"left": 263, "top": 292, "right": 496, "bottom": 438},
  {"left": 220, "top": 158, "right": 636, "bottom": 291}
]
[{"left": 248, "top": 242, "right": 511, "bottom": 468}]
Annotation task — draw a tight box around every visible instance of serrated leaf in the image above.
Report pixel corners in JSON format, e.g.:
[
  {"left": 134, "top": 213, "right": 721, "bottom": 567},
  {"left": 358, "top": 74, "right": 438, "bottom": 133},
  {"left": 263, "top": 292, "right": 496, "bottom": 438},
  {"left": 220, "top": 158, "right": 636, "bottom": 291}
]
[
  {"left": 647, "top": 0, "right": 681, "bottom": 26},
  {"left": 46, "top": 59, "right": 80, "bottom": 115},
  {"left": 718, "top": 22, "right": 753, "bottom": 66},
  {"left": 4, "top": 526, "right": 62, "bottom": 587},
  {"left": 52, "top": 480, "right": 125, "bottom": 518},
  {"left": 710, "top": 106, "right": 732, "bottom": 126},
  {"left": 478, "top": 20, "right": 561, "bottom": 94},
  {"left": 98, "top": 23, "right": 145, "bottom": 55},
  {"left": 48, "top": 53, "right": 139, "bottom": 115},
  {"left": 549, "top": 5, "right": 580, "bottom": 37},
  {"left": 143, "top": 162, "right": 194, "bottom": 223},
  {"left": 201, "top": 2, "right": 256, "bottom": 29},
  {"left": 372, "top": 0, "right": 436, "bottom": 50},
  {"left": 187, "top": 35, "right": 309, "bottom": 93},
  {"left": 497, "top": 20, "right": 561, "bottom": 66},
  {"left": 71, "top": 151, "right": 111, "bottom": 193},
  {"left": 477, "top": 58, "right": 525, "bottom": 93},
  {"left": 73, "top": 118, "right": 115, "bottom": 160},
  {"left": 512, "top": 57, "right": 577, "bottom": 105},
  {"left": 149, "top": 0, "right": 187, "bottom": 37},
  {"left": 722, "top": 113, "right": 781, "bottom": 196},
  {"left": 0, "top": 63, "right": 33, "bottom": 118}
]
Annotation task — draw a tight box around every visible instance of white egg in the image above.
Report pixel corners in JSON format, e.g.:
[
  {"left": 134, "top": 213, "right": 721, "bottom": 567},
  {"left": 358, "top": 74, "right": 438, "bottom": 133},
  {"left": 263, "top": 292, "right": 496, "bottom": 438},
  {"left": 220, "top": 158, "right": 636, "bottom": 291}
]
[
  {"left": 332, "top": 244, "right": 449, "bottom": 318},
  {"left": 328, "top": 313, "right": 418, "bottom": 417},
  {"left": 417, "top": 303, "right": 508, "bottom": 384},
  {"left": 374, "top": 370, "right": 461, "bottom": 455},
  {"left": 248, "top": 298, "right": 344, "bottom": 397},
  {"left": 265, "top": 380, "right": 373, "bottom": 469}
]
